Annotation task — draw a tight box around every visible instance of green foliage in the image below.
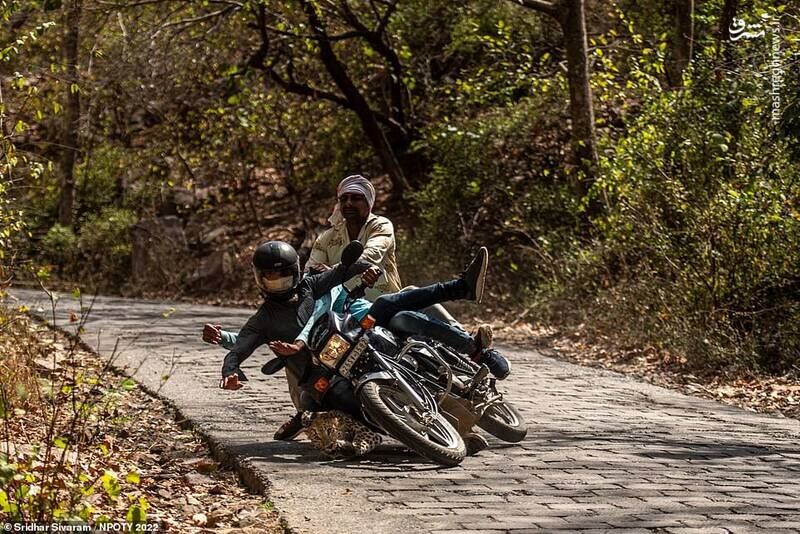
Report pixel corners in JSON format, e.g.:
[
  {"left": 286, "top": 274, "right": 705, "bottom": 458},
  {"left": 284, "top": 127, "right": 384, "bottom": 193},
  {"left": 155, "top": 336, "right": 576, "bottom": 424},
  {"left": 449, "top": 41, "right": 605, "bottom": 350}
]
[
  {"left": 0, "top": 1, "right": 54, "bottom": 283},
  {"left": 40, "top": 224, "right": 77, "bottom": 266},
  {"left": 3, "top": 0, "right": 800, "bottom": 374},
  {"left": 0, "top": 169, "right": 26, "bottom": 267},
  {"left": 76, "top": 207, "right": 136, "bottom": 281},
  {"left": 126, "top": 498, "right": 148, "bottom": 524},
  {"left": 0, "top": 308, "right": 148, "bottom": 522},
  {"left": 432, "top": 1, "right": 547, "bottom": 109},
  {"left": 74, "top": 145, "right": 126, "bottom": 216},
  {"left": 34, "top": 208, "right": 136, "bottom": 289},
  {"left": 100, "top": 470, "right": 121, "bottom": 500},
  {"left": 411, "top": 95, "right": 578, "bottom": 290},
  {"left": 581, "top": 31, "right": 800, "bottom": 369}
]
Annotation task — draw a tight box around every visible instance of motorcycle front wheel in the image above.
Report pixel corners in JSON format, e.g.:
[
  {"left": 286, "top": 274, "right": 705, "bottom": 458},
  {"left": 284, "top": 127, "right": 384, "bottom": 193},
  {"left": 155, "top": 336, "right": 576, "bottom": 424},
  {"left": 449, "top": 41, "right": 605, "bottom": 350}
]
[
  {"left": 476, "top": 401, "right": 527, "bottom": 443},
  {"left": 360, "top": 381, "right": 466, "bottom": 466}
]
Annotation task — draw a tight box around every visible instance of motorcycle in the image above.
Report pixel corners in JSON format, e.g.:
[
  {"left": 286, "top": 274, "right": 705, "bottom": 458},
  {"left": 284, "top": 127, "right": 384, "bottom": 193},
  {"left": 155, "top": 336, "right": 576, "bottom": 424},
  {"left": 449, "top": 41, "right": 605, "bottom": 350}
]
[
  {"left": 388, "top": 336, "right": 527, "bottom": 444},
  {"left": 298, "top": 241, "right": 467, "bottom": 466}
]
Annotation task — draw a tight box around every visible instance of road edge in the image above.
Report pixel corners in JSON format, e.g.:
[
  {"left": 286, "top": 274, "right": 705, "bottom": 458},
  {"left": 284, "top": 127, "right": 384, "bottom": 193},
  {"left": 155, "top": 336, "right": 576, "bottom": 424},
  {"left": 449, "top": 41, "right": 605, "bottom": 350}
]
[{"left": 27, "top": 309, "right": 297, "bottom": 534}]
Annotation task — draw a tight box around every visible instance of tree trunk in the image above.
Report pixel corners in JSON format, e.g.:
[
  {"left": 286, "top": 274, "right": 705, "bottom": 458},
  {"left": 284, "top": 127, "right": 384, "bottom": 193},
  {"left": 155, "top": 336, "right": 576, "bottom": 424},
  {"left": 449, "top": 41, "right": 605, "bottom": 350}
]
[
  {"left": 717, "top": 0, "right": 739, "bottom": 57},
  {"left": 666, "top": 0, "right": 694, "bottom": 88},
  {"left": 301, "top": 0, "right": 410, "bottom": 198},
  {"left": 57, "top": 0, "right": 81, "bottom": 227},
  {"left": 557, "top": 0, "right": 598, "bottom": 206}
]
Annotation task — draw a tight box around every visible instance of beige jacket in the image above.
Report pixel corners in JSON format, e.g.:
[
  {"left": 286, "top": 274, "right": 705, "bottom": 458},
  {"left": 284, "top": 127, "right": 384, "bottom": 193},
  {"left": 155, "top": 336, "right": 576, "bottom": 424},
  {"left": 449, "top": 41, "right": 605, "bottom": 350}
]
[{"left": 308, "top": 213, "right": 402, "bottom": 301}]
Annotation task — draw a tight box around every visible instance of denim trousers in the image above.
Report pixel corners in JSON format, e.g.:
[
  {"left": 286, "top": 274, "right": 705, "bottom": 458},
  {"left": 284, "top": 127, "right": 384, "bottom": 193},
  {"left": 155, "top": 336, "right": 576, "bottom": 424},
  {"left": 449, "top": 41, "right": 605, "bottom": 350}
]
[
  {"left": 366, "top": 279, "right": 475, "bottom": 355},
  {"left": 388, "top": 310, "right": 476, "bottom": 355},
  {"left": 368, "top": 279, "right": 466, "bottom": 325}
]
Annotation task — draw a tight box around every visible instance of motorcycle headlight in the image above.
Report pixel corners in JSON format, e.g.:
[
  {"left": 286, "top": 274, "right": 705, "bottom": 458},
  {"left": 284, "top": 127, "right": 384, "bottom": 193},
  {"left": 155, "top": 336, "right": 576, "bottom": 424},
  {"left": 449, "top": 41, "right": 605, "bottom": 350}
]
[{"left": 319, "top": 334, "right": 351, "bottom": 368}]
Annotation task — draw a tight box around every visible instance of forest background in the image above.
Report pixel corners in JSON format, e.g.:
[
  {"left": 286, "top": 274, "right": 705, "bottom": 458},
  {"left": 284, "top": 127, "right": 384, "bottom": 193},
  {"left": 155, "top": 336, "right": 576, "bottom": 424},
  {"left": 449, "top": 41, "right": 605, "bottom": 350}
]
[{"left": 2, "top": 0, "right": 800, "bottom": 374}]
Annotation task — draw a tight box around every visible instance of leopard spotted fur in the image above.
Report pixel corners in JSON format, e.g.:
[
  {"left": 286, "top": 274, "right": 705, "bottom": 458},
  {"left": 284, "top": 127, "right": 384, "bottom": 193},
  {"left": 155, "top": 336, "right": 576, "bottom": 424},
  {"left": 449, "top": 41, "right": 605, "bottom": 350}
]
[{"left": 301, "top": 411, "right": 382, "bottom": 458}]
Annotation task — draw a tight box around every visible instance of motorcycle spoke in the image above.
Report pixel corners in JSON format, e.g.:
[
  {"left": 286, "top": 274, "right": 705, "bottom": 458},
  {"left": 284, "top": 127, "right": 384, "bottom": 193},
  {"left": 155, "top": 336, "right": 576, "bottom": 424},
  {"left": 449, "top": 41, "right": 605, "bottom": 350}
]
[
  {"left": 377, "top": 385, "right": 460, "bottom": 449},
  {"left": 425, "top": 420, "right": 460, "bottom": 448}
]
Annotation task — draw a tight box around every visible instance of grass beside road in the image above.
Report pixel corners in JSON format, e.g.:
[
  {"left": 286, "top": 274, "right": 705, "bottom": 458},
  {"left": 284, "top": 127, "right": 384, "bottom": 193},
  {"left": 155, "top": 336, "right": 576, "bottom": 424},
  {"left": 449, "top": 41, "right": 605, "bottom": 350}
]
[{"left": 0, "top": 305, "right": 284, "bottom": 532}]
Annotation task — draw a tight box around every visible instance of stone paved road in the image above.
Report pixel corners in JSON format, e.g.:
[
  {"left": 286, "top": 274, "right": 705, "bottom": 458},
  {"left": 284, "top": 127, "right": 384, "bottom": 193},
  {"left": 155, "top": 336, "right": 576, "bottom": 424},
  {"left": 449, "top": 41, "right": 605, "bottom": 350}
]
[{"left": 8, "top": 289, "right": 800, "bottom": 533}]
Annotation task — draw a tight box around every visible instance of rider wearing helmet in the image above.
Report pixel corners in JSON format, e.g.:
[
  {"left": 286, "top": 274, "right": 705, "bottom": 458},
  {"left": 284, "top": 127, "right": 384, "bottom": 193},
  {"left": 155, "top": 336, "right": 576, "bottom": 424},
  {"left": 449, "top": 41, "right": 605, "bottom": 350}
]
[
  {"left": 252, "top": 241, "right": 302, "bottom": 300},
  {"left": 206, "top": 240, "right": 492, "bottom": 444},
  {"left": 216, "top": 240, "right": 375, "bottom": 405}
]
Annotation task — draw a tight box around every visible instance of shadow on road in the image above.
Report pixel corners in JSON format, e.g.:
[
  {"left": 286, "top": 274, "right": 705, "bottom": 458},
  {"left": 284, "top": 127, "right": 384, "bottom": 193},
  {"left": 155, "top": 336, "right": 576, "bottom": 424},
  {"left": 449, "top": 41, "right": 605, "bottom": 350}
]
[
  {"left": 230, "top": 441, "right": 461, "bottom": 471},
  {"left": 532, "top": 430, "right": 799, "bottom": 464}
]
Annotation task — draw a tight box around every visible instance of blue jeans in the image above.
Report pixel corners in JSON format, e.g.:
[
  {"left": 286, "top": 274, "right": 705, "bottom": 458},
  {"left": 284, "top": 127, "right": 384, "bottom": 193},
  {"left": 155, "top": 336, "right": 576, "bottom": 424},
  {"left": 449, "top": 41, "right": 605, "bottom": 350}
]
[
  {"left": 368, "top": 279, "right": 468, "bottom": 326},
  {"left": 366, "top": 279, "right": 476, "bottom": 355},
  {"left": 388, "top": 311, "right": 476, "bottom": 355}
]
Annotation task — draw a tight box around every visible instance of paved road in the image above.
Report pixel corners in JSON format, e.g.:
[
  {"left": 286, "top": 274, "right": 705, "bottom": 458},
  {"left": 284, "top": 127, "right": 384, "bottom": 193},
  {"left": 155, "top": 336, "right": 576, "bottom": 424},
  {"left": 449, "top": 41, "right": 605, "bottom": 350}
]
[{"left": 8, "top": 289, "right": 800, "bottom": 533}]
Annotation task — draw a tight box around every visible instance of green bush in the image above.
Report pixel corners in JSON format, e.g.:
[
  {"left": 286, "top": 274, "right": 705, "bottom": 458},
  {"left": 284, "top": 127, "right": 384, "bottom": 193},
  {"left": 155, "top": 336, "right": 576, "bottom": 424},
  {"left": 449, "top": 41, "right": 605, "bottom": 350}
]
[
  {"left": 410, "top": 96, "right": 578, "bottom": 293},
  {"left": 75, "top": 145, "right": 126, "bottom": 216},
  {"left": 77, "top": 208, "right": 136, "bottom": 284},
  {"left": 579, "top": 54, "right": 800, "bottom": 370},
  {"left": 39, "top": 224, "right": 78, "bottom": 267},
  {"left": 1, "top": 140, "right": 27, "bottom": 288}
]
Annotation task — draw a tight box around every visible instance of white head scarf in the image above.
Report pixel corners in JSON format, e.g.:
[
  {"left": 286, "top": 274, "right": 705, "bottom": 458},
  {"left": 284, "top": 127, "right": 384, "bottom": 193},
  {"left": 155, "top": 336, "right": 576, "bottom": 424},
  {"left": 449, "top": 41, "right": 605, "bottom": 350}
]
[{"left": 328, "top": 174, "right": 375, "bottom": 227}]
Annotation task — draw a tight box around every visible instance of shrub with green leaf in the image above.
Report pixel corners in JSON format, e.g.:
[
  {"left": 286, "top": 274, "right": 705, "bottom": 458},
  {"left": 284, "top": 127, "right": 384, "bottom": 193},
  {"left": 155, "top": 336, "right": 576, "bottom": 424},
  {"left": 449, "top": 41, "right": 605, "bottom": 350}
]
[
  {"left": 40, "top": 224, "right": 77, "bottom": 267},
  {"left": 581, "top": 48, "right": 800, "bottom": 370},
  {"left": 410, "top": 95, "right": 577, "bottom": 293},
  {"left": 77, "top": 208, "right": 136, "bottom": 286}
]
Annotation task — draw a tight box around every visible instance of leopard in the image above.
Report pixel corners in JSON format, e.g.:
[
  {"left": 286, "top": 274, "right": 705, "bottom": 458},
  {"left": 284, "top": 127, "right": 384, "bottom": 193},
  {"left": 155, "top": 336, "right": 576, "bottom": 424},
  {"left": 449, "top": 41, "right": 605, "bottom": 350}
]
[{"left": 301, "top": 410, "right": 382, "bottom": 458}]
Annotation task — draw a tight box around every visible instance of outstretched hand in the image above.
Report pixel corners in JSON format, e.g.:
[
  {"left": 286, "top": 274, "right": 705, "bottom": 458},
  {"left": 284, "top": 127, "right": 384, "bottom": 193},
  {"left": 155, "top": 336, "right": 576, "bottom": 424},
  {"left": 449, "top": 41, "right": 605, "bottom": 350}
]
[
  {"left": 269, "top": 340, "right": 306, "bottom": 357},
  {"left": 219, "top": 374, "right": 242, "bottom": 390},
  {"left": 203, "top": 323, "right": 222, "bottom": 344},
  {"left": 361, "top": 266, "right": 381, "bottom": 287}
]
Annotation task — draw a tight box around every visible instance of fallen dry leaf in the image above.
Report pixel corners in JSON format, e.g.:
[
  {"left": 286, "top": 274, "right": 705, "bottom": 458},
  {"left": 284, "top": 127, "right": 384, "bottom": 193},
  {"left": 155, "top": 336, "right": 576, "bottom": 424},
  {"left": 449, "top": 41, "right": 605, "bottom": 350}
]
[{"left": 1, "top": 310, "right": 282, "bottom": 532}]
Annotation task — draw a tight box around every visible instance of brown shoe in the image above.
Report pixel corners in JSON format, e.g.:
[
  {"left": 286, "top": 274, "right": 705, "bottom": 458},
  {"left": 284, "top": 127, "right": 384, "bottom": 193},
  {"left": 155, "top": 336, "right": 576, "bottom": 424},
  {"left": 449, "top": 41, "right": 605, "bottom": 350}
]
[{"left": 274, "top": 412, "right": 304, "bottom": 441}]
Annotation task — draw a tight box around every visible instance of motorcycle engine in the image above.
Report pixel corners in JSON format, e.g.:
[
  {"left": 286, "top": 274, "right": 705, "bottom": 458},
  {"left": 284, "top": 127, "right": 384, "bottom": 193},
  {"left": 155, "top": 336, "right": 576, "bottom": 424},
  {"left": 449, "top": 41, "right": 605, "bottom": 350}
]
[{"left": 367, "top": 326, "right": 400, "bottom": 356}]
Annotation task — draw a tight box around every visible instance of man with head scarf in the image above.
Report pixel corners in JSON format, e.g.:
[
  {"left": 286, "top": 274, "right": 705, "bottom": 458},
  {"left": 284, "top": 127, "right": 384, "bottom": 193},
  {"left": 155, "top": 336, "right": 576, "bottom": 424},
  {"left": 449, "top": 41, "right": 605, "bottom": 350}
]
[
  {"left": 307, "top": 175, "right": 402, "bottom": 301},
  {"left": 308, "top": 175, "right": 481, "bottom": 331}
]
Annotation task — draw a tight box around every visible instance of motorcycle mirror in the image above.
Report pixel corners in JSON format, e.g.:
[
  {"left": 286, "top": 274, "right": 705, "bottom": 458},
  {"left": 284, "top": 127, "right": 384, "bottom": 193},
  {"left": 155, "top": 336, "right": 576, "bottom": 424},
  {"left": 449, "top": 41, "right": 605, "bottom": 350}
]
[{"left": 340, "top": 240, "right": 364, "bottom": 267}]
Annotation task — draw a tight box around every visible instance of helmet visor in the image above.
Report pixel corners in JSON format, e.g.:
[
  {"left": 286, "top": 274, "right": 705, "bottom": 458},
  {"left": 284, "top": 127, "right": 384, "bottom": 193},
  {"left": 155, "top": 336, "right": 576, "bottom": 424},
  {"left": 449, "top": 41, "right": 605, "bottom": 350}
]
[{"left": 254, "top": 266, "right": 297, "bottom": 294}]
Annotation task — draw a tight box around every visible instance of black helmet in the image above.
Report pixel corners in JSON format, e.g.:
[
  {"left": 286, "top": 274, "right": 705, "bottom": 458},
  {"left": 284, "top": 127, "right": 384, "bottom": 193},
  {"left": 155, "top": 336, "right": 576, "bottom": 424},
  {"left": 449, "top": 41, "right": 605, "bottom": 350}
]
[{"left": 252, "top": 241, "right": 301, "bottom": 298}]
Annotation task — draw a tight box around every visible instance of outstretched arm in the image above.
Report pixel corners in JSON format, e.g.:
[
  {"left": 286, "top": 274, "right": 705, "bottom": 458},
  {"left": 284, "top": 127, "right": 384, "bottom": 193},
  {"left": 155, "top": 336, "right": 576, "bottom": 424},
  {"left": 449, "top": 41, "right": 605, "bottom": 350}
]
[
  {"left": 269, "top": 339, "right": 306, "bottom": 356},
  {"left": 220, "top": 310, "right": 269, "bottom": 383},
  {"left": 203, "top": 324, "right": 239, "bottom": 349},
  {"left": 307, "top": 259, "right": 373, "bottom": 299},
  {"left": 219, "top": 329, "right": 238, "bottom": 349}
]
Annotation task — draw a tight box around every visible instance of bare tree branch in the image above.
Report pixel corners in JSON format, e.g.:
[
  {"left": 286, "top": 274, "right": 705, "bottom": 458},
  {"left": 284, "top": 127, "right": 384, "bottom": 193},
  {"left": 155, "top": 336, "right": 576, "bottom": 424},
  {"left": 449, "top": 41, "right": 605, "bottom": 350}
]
[
  {"left": 158, "top": 4, "right": 238, "bottom": 30},
  {"left": 375, "top": 0, "right": 397, "bottom": 34},
  {"left": 299, "top": 0, "right": 409, "bottom": 192},
  {"left": 516, "top": 0, "right": 558, "bottom": 17},
  {"left": 246, "top": 3, "right": 398, "bottom": 129},
  {"left": 337, "top": 0, "right": 406, "bottom": 131},
  {"left": 261, "top": 24, "right": 364, "bottom": 42},
  {"left": 96, "top": 0, "right": 242, "bottom": 8}
]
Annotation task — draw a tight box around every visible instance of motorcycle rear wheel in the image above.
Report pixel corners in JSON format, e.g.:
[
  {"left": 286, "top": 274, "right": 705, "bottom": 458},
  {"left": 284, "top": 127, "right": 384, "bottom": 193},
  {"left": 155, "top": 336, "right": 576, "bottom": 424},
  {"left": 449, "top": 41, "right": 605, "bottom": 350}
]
[
  {"left": 360, "top": 381, "right": 466, "bottom": 466},
  {"left": 476, "top": 401, "right": 527, "bottom": 443}
]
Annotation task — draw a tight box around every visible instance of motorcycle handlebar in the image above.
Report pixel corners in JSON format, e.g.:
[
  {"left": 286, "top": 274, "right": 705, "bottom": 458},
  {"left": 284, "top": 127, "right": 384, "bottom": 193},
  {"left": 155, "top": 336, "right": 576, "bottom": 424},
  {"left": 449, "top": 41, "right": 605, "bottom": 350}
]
[{"left": 343, "top": 265, "right": 382, "bottom": 309}]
